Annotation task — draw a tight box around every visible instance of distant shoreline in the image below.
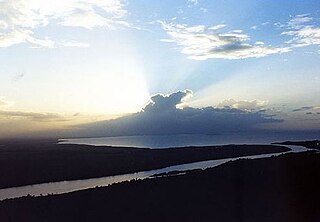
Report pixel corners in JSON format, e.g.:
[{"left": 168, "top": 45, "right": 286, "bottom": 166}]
[{"left": 57, "top": 132, "right": 320, "bottom": 149}]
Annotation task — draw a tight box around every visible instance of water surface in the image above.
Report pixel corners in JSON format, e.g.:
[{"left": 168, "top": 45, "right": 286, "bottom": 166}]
[{"left": 59, "top": 133, "right": 319, "bottom": 148}]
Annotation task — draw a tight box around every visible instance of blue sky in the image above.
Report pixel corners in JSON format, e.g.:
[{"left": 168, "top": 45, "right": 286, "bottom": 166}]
[{"left": 0, "top": 0, "right": 319, "bottom": 137}]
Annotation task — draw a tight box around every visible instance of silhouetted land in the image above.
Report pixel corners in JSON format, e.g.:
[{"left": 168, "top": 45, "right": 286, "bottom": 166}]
[
  {"left": 0, "top": 151, "right": 319, "bottom": 222},
  {"left": 0, "top": 139, "right": 289, "bottom": 188},
  {"left": 273, "top": 140, "right": 320, "bottom": 150}
]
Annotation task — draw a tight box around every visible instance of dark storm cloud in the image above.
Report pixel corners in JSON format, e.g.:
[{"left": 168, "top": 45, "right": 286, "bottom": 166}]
[{"left": 77, "top": 90, "right": 281, "bottom": 137}]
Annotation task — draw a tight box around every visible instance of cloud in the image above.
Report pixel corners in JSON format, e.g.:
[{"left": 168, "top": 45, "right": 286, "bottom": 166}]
[
  {"left": 61, "top": 41, "right": 90, "bottom": 48},
  {"left": 292, "top": 106, "right": 313, "bottom": 112},
  {"left": 284, "top": 26, "right": 320, "bottom": 47},
  {"left": 282, "top": 14, "right": 320, "bottom": 48},
  {"left": 292, "top": 106, "right": 320, "bottom": 112},
  {"left": 0, "top": 99, "right": 9, "bottom": 107},
  {"left": 77, "top": 90, "right": 280, "bottom": 137},
  {"left": 218, "top": 99, "right": 267, "bottom": 111},
  {"left": 0, "top": 110, "right": 68, "bottom": 122},
  {"left": 12, "top": 73, "right": 25, "bottom": 82},
  {"left": 0, "top": 29, "right": 55, "bottom": 48},
  {"left": 0, "top": 31, "right": 55, "bottom": 49},
  {"left": 187, "top": 0, "right": 199, "bottom": 7},
  {"left": 0, "top": 98, "right": 13, "bottom": 107},
  {"left": 27, "top": 35, "right": 55, "bottom": 48},
  {"left": 159, "top": 21, "right": 290, "bottom": 60},
  {"left": 59, "top": 8, "right": 112, "bottom": 29},
  {"left": 144, "top": 89, "right": 193, "bottom": 112},
  {"left": 208, "top": 24, "right": 226, "bottom": 31},
  {"left": 200, "top": 8, "right": 207, "bottom": 13},
  {"left": 287, "top": 14, "right": 313, "bottom": 29},
  {"left": 0, "top": 0, "right": 127, "bottom": 48}
]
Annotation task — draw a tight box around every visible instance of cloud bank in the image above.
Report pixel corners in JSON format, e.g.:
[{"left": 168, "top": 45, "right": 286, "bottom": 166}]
[{"left": 78, "top": 90, "right": 280, "bottom": 137}]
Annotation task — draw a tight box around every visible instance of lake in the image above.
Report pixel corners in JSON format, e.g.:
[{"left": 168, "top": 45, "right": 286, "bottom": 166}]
[{"left": 58, "top": 132, "right": 319, "bottom": 148}]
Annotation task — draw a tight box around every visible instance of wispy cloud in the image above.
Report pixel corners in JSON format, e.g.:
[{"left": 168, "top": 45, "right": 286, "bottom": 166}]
[
  {"left": 61, "top": 41, "right": 90, "bottom": 48},
  {"left": 0, "top": 99, "right": 9, "bottom": 107},
  {"left": 0, "top": 29, "right": 54, "bottom": 48},
  {"left": 12, "top": 73, "right": 25, "bottom": 82},
  {"left": 187, "top": 0, "right": 199, "bottom": 7},
  {"left": 250, "top": 25, "right": 258, "bottom": 30},
  {"left": 208, "top": 24, "right": 226, "bottom": 31},
  {"left": 292, "top": 106, "right": 320, "bottom": 112},
  {"left": 160, "top": 21, "right": 290, "bottom": 60},
  {"left": 200, "top": 7, "right": 208, "bottom": 13},
  {"left": 287, "top": 14, "right": 313, "bottom": 29},
  {"left": 282, "top": 14, "right": 320, "bottom": 48},
  {"left": 0, "top": 98, "right": 13, "bottom": 107},
  {"left": 284, "top": 26, "right": 320, "bottom": 47},
  {"left": 0, "top": 0, "right": 127, "bottom": 48},
  {"left": 0, "top": 110, "right": 69, "bottom": 122}
]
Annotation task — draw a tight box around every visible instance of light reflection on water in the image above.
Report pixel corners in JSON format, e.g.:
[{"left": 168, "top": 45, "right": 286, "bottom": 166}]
[{"left": 0, "top": 145, "right": 308, "bottom": 201}]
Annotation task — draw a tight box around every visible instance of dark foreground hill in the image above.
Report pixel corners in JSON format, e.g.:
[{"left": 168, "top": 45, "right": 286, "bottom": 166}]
[{"left": 1, "top": 151, "right": 319, "bottom": 222}]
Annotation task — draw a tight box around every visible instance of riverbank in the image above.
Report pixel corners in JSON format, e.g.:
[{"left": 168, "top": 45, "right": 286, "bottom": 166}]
[
  {"left": 0, "top": 151, "right": 319, "bottom": 222},
  {"left": 273, "top": 140, "right": 320, "bottom": 150},
  {"left": 0, "top": 139, "right": 289, "bottom": 188}
]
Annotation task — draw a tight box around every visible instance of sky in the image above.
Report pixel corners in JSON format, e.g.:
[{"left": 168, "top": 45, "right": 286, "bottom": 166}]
[{"left": 0, "top": 0, "right": 319, "bottom": 138}]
